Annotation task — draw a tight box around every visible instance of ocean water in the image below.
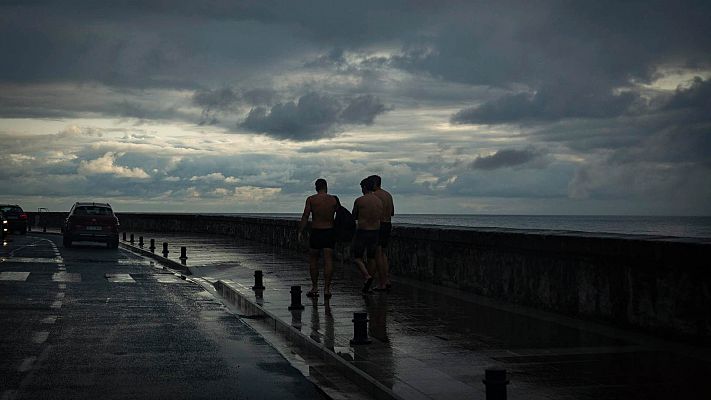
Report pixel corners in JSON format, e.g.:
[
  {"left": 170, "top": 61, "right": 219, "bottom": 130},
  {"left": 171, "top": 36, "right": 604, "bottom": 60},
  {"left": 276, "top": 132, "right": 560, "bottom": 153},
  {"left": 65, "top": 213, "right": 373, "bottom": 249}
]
[{"left": 231, "top": 213, "right": 711, "bottom": 239}]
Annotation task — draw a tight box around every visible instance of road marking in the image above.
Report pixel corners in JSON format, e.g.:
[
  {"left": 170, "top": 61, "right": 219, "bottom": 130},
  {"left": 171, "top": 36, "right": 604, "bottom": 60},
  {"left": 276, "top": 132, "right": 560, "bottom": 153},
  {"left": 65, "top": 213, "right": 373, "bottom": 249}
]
[
  {"left": 51, "top": 272, "right": 81, "bottom": 282},
  {"left": 17, "top": 357, "right": 36, "bottom": 372},
  {"left": 40, "top": 316, "right": 57, "bottom": 324},
  {"left": 0, "top": 257, "right": 62, "bottom": 264},
  {"left": 32, "top": 332, "right": 49, "bottom": 344},
  {"left": 50, "top": 300, "right": 62, "bottom": 309},
  {"left": 55, "top": 292, "right": 65, "bottom": 299},
  {"left": 105, "top": 273, "right": 136, "bottom": 283},
  {"left": 156, "top": 275, "right": 188, "bottom": 284},
  {"left": 0, "top": 272, "right": 30, "bottom": 281}
]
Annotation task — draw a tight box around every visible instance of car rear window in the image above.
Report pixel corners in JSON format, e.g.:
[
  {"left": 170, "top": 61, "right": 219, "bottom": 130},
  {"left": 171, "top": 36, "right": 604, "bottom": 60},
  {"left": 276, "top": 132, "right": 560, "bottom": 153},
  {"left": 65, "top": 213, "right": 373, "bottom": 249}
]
[
  {"left": 74, "top": 206, "right": 113, "bottom": 215},
  {"left": 0, "top": 206, "right": 22, "bottom": 213}
]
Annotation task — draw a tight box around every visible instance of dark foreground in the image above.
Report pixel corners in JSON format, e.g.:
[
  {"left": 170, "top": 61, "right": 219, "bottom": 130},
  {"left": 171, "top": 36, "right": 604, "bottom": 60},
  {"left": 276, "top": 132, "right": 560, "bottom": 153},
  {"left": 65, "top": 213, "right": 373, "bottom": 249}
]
[{"left": 0, "top": 234, "right": 324, "bottom": 400}]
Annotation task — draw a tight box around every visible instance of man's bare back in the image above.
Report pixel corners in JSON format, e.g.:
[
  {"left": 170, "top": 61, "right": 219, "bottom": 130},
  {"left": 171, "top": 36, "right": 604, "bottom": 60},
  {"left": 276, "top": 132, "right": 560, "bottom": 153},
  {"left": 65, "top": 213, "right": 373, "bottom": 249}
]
[
  {"left": 352, "top": 193, "right": 383, "bottom": 231},
  {"left": 305, "top": 193, "right": 337, "bottom": 229},
  {"left": 372, "top": 188, "right": 394, "bottom": 222}
]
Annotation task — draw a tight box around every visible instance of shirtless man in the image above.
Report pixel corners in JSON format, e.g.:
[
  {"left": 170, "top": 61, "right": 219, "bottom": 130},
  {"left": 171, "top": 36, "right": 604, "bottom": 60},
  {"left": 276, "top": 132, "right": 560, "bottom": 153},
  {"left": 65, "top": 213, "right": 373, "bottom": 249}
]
[
  {"left": 351, "top": 177, "right": 383, "bottom": 293},
  {"left": 368, "top": 175, "right": 394, "bottom": 291},
  {"left": 298, "top": 178, "right": 338, "bottom": 298}
]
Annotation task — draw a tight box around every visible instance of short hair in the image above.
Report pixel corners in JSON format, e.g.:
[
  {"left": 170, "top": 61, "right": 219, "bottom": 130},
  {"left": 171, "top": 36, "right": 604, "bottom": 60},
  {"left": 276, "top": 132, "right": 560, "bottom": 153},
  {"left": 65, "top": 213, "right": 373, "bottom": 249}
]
[
  {"left": 315, "top": 178, "right": 327, "bottom": 191},
  {"left": 368, "top": 175, "right": 381, "bottom": 187},
  {"left": 360, "top": 177, "right": 375, "bottom": 192}
]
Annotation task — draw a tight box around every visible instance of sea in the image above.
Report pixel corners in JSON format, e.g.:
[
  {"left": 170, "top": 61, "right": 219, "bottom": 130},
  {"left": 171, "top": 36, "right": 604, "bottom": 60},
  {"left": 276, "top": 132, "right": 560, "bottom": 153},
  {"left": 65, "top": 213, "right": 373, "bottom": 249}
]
[{"left": 228, "top": 214, "right": 711, "bottom": 239}]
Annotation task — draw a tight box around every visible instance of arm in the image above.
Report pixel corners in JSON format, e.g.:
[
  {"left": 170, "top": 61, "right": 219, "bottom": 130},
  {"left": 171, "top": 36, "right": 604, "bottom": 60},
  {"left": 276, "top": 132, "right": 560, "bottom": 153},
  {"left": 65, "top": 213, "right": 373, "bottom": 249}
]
[
  {"left": 351, "top": 198, "right": 359, "bottom": 220},
  {"left": 298, "top": 198, "right": 311, "bottom": 240}
]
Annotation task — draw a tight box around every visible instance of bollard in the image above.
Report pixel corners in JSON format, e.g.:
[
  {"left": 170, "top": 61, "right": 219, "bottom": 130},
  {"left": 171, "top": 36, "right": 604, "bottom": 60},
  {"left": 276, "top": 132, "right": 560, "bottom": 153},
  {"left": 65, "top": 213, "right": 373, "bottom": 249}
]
[
  {"left": 162, "top": 242, "right": 169, "bottom": 256},
  {"left": 179, "top": 246, "right": 187, "bottom": 260},
  {"left": 483, "top": 369, "right": 509, "bottom": 400},
  {"left": 252, "top": 270, "right": 265, "bottom": 290},
  {"left": 350, "top": 312, "right": 372, "bottom": 345},
  {"left": 149, "top": 239, "right": 155, "bottom": 252},
  {"left": 129, "top": 234, "right": 134, "bottom": 244},
  {"left": 288, "top": 285, "right": 305, "bottom": 310},
  {"left": 138, "top": 236, "right": 144, "bottom": 247},
  {"left": 43, "top": 225, "right": 47, "bottom": 233},
  {"left": 122, "top": 232, "right": 126, "bottom": 241}
]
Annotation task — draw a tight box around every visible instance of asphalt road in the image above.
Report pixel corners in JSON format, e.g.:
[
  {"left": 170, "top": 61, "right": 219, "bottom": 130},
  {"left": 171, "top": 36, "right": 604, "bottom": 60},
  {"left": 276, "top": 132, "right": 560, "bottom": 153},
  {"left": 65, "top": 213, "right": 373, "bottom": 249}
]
[{"left": 0, "top": 234, "right": 325, "bottom": 400}]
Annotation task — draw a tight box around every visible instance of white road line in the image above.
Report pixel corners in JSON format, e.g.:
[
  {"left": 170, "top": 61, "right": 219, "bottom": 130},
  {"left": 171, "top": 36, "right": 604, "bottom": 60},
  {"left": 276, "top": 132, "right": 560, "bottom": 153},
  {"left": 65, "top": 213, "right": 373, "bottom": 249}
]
[
  {"left": 17, "top": 357, "right": 36, "bottom": 372},
  {"left": 0, "top": 272, "right": 30, "bottom": 281},
  {"left": 31, "top": 332, "right": 49, "bottom": 344},
  {"left": 105, "top": 273, "right": 136, "bottom": 283},
  {"left": 51, "top": 272, "right": 81, "bottom": 282},
  {"left": 40, "top": 316, "right": 57, "bottom": 324}
]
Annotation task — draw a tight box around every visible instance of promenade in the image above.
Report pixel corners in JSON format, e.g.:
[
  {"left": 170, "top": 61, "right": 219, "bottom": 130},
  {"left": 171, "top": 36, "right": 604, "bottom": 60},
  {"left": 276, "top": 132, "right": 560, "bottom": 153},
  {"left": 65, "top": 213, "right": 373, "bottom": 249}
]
[{"left": 120, "top": 231, "right": 711, "bottom": 400}]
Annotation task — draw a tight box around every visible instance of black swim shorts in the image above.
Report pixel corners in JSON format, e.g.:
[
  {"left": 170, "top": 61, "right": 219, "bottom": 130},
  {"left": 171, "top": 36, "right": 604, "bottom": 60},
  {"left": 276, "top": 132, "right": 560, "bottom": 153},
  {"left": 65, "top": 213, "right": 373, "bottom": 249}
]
[
  {"left": 351, "top": 229, "right": 379, "bottom": 259},
  {"left": 309, "top": 228, "right": 335, "bottom": 249},
  {"left": 378, "top": 222, "right": 392, "bottom": 248}
]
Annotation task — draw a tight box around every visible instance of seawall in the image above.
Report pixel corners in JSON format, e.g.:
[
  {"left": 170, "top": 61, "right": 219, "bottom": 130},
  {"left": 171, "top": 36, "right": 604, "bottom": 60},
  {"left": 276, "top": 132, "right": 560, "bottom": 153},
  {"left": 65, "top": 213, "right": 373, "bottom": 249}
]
[{"left": 29, "top": 211, "right": 711, "bottom": 342}]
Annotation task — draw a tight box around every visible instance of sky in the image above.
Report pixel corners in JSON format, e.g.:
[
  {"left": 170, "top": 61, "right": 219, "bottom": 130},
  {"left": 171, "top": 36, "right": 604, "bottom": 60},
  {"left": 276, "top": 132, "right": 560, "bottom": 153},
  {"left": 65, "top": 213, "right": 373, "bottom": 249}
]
[{"left": 1, "top": 0, "right": 710, "bottom": 215}]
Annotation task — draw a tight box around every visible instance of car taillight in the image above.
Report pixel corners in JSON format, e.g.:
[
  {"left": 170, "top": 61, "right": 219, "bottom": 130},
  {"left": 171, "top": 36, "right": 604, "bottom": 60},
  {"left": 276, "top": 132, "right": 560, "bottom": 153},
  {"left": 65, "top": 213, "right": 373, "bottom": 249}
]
[{"left": 20, "top": 213, "right": 27, "bottom": 220}]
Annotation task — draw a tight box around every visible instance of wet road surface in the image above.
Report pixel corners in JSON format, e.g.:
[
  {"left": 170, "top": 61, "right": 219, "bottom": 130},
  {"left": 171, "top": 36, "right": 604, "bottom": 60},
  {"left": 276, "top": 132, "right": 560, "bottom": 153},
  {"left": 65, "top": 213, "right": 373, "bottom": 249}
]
[
  {"left": 0, "top": 234, "right": 326, "bottom": 400},
  {"left": 127, "top": 232, "right": 711, "bottom": 400}
]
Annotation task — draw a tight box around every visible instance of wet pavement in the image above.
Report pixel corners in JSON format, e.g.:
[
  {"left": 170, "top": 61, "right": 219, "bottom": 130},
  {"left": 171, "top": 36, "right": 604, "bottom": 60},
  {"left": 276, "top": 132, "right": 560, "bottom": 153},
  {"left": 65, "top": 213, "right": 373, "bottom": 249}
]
[
  {"left": 123, "top": 232, "right": 711, "bottom": 400},
  {"left": 0, "top": 233, "right": 326, "bottom": 400}
]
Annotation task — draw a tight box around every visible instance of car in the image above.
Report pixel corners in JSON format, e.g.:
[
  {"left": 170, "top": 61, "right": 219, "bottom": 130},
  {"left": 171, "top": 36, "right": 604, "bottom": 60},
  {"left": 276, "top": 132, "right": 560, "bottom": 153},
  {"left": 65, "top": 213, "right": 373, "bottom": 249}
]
[
  {"left": 0, "top": 204, "right": 28, "bottom": 234},
  {"left": 62, "top": 202, "right": 120, "bottom": 248}
]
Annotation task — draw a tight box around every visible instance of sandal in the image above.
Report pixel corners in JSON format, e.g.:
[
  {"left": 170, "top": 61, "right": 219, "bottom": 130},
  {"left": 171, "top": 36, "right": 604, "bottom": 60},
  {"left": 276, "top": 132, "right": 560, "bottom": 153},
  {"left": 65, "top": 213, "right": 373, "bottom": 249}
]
[{"left": 306, "top": 289, "right": 319, "bottom": 298}]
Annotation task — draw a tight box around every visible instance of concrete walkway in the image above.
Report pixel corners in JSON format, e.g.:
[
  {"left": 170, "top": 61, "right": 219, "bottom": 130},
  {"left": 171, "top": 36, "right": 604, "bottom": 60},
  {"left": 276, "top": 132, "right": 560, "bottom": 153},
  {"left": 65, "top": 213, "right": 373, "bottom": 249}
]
[{"left": 121, "top": 232, "right": 711, "bottom": 400}]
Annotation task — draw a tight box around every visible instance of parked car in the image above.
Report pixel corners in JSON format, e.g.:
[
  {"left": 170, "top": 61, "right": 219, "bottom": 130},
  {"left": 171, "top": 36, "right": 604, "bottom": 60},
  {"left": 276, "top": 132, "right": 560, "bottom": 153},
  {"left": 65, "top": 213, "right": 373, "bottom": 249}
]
[
  {"left": 0, "top": 204, "right": 28, "bottom": 234},
  {"left": 1, "top": 210, "right": 8, "bottom": 241},
  {"left": 62, "top": 202, "right": 120, "bottom": 248}
]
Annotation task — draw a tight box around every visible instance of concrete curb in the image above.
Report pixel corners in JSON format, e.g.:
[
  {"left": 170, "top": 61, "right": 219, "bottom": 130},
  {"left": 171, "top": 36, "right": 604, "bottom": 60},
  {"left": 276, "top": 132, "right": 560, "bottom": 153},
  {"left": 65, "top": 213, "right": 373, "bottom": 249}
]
[
  {"left": 214, "top": 279, "right": 406, "bottom": 400},
  {"left": 119, "top": 242, "right": 192, "bottom": 276}
]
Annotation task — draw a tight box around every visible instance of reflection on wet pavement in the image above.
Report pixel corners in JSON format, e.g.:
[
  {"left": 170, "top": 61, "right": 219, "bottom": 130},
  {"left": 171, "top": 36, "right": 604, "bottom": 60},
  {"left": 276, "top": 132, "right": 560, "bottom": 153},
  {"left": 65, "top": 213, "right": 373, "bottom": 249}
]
[{"left": 124, "top": 232, "right": 711, "bottom": 400}]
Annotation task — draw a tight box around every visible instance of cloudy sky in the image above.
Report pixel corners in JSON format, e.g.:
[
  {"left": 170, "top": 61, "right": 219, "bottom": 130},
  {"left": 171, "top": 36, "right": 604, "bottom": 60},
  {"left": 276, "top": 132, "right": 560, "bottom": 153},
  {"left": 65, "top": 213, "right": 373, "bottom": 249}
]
[{"left": 1, "top": 0, "right": 710, "bottom": 215}]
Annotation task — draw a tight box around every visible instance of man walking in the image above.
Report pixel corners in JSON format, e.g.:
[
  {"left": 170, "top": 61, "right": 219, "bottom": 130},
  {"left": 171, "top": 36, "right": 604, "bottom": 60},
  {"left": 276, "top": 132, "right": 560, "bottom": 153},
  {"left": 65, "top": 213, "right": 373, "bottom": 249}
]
[
  {"left": 369, "top": 175, "right": 394, "bottom": 291},
  {"left": 351, "top": 177, "right": 383, "bottom": 293},
  {"left": 298, "top": 178, "right": 338, "bottom": 298}
]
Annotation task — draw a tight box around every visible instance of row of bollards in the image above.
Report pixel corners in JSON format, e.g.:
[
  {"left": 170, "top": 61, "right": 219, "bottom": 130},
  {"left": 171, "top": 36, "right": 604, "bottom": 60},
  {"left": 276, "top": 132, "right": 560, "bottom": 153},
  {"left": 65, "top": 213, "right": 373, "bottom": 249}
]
[
  {"left": 120, "top": 233, "right": 510, "bottom": 399},
  {"left": 121, "top": 232, "right": 186, "bottom": 260}
]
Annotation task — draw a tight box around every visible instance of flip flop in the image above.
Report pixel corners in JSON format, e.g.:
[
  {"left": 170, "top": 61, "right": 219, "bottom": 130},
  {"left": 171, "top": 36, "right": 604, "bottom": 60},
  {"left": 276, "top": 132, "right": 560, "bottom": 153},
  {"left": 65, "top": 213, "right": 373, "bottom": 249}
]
[
  {"left": 362, "top": 277, "right": 374, "bottom": 293},
  {"left": 306, "top": 290, "right": 319, "bottom": 298}
]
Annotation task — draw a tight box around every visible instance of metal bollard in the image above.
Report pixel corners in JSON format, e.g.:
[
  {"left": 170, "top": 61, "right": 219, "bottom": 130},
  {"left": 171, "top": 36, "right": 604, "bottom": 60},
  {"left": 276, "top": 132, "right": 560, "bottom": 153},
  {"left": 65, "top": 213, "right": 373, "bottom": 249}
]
[
  {"left": 483, "top": 369, "right": 509, "bottom": 400},
  {"left": 162, "top": 242, "right": 169, "bottom": 256},
  {"left": 149, "top": 239, "right": 155, "bottom": 252},
  {"left": 252, "top": 270, "right": 265, "bottom": 290},
  {"left": 288, "top": 285, "right": 305, "bottom": 310},
  {"left": 179, "top": 246, "right": 187, "bottom": 260},
  {"left": 122, "top": 232, "right": 126, "bottom": 241},
  {"left": 138, "top": 236, "right": 144, "bottom": 247},
  {"left": 350, "top": 312, "right": 372, "bottom": 345},
  {"left": 129, "top": 234, "right": 134, "bottom": 244}
]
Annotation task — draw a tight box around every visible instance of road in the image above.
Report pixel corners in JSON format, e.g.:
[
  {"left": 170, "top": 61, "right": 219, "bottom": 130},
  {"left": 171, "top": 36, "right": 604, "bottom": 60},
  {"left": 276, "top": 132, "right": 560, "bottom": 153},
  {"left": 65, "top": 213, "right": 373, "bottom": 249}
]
[{"left": 0, "top": 234, "right": 326, "bottom": 400}]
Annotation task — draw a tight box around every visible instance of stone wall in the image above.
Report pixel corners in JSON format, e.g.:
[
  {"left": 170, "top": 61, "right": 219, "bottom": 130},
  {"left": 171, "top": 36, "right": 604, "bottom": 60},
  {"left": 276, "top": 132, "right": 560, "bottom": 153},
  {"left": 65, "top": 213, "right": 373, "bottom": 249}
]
[{"left": 29, "top": 211, "right": 711, "bottom": 342}]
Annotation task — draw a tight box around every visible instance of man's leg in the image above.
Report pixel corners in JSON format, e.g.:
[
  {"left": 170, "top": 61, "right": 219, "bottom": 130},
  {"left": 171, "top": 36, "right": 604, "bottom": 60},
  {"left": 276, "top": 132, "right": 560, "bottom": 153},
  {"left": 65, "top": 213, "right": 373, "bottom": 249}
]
[
  {"left": 323, "top": 248, "right": 334, "bottom": 296},
  {"left": 375, "top": 246, "right": 386, "bottom": 289},
  {"left": 308, "top": 248, "right": 320, "bottom": 294}
]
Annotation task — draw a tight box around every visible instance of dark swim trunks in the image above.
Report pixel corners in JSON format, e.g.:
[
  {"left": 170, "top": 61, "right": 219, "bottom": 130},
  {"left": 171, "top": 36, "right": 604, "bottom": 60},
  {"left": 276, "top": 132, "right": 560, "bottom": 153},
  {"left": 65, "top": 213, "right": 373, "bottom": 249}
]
[
  {"left": 309, "top": 228, "right": 335, "bottom": 249},
  {"left": 378, "top": 222, "right": 392, "bottom": 248},
  {"left": 351, "top": 229, "right": 379, "bottom": 259}
]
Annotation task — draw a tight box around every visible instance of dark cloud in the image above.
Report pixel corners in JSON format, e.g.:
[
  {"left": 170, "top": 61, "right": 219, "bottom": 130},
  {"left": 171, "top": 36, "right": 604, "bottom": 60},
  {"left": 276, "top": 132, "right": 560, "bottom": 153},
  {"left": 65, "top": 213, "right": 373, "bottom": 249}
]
[
  {"left": 470, "top": 148, "right": 541, "bottom": 170},
  {"left": 240, "top": 92, "right": 388, "bottom": 140},
  {"left": 451, "top": 85, "right": 638, "bottom": 124}
]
